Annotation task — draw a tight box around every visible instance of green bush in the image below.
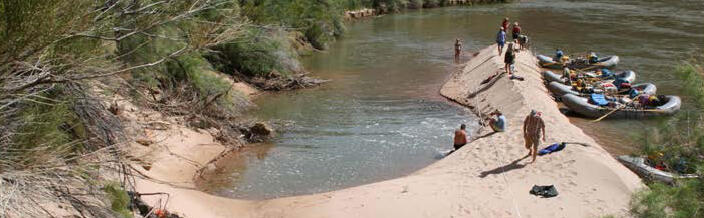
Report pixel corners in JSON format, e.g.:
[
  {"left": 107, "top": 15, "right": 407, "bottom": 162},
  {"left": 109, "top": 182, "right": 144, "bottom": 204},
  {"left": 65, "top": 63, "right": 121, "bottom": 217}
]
[
  {"left": 103, "top": 183, "right": 133, "bottom": 218},
  {"left": 631, "top": 56, "right": 704, "bottom": 217},
  {"left": 238, "top": 0, "right": 345, "bottom": 50},
  {"left": 208, "top": 28, "right": 302, "bottom": 77}
]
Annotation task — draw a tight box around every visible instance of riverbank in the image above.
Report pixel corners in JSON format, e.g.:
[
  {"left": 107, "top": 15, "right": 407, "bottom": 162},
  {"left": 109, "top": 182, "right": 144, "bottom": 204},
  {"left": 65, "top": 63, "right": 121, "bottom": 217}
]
[{"left": 130, "top": 44, "right": 644, "bottom": 217}]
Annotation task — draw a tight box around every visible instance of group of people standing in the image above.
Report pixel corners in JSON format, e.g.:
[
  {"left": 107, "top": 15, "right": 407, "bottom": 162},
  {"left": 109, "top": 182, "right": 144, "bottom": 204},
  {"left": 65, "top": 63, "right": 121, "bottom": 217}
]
[
  {"left": 451, "top": 17, "right": 546, "bottom": 164},
  {"left": 496, "top": 17, "right": 528, "bottom": 76}
]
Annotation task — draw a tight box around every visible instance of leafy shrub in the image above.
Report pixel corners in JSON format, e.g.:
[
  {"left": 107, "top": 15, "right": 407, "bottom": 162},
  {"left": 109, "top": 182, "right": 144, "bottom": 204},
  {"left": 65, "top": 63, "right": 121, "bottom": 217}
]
[
  {"left": 631, "top": 55, "right": 704, "bottom": 218},
  {"left": 208, "top": 28, "right": 302, "bottom": 77},
  {"left": 103, "top": 183, "right": 133, "bottom": 218}
]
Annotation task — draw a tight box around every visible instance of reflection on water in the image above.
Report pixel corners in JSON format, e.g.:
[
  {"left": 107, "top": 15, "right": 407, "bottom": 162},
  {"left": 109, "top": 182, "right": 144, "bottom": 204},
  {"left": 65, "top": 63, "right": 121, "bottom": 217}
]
[{"left": 200, "top": 0, "right": 704, "bottom": 199}]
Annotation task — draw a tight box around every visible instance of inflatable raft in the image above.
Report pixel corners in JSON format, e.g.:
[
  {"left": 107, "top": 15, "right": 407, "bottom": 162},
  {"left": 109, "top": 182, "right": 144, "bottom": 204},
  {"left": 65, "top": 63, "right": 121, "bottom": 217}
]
[
  {"left": 537, "top": 55, "right": 564, "bottom": 69},
  {"left": 548, "top": 81, "right": 657, "bottom": 97},
  {"left": 538, "top": 55, "right": 620, "bottom": 69},
  {"left": 542, "top": 69, "right": 636, "bottom": 84},
  {"left": 618, "top": 155, "right": 698, "bottom": 184},
  {"left": 561, "top": 94, "right": 681, "bottom": 119},
  {"left": 582, "top": 56, "right": 620, "bottom": 69}
]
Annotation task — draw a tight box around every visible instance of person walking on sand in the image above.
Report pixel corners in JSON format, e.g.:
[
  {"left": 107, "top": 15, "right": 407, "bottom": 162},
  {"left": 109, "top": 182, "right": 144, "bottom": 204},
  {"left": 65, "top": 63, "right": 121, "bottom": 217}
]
[
  {"left": 454, "top": 124, "right": 468, "bottom": 150},
  {"left": 504, "top": 43, "right": 515, "bottom": 75},
  {"left": 454, "top": 38, "right": 462, "bottom": 63},
  {"left": 502, "top": 17, "right": 510, "bottom": 32},
  {"left": 511, "top": 22, "right": 521, "bottom": 40},
  {"left": 523, "top": 110, "right": 546, "bottom": 163},
  {"left": 496, "top": 27, "right": 506, "bottom": 55}
]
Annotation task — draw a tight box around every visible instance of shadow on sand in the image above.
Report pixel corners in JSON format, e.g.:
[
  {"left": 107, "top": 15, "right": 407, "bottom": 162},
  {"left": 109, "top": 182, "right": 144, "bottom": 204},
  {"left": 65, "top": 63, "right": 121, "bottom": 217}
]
[{"left": 479, "top": 154, "right": 530, "bottom": 178}]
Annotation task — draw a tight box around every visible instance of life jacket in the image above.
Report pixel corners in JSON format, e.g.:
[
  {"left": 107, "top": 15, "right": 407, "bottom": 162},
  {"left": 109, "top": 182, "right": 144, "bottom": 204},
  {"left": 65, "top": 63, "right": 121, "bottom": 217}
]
[{"left": 589, "top": 52, "right": 598, "bottom": 63}]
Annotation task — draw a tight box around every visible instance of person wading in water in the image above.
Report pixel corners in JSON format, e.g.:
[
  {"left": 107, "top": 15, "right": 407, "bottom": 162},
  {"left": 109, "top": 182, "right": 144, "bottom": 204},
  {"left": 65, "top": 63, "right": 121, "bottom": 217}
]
[
  {"left": 523, "top": 110, "right": 546, "bottom": 163},
  {"left": 454, "top": 38, "right": 462, "bottom": 63},
  {"left": 454, "top": 124, "right": 468, "bottom": 150}
]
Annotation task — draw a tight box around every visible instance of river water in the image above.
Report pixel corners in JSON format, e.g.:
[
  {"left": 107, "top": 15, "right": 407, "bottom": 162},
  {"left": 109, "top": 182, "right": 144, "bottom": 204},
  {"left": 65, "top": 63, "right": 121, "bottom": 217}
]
[{"left": 199, "top": 0, "right": 704, "bottom": 200}]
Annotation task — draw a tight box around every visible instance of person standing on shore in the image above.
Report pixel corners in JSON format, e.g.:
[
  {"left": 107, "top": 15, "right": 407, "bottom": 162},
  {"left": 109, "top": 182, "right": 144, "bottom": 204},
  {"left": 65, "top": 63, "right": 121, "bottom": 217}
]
[
  {"left": 496, "top": 27, "right": 506, "bottom": 55},
  {"left": 523, "top": 110, "right": 546, "bottom": 163},
  {"left": 504, "top": 43, "right": 515, "bottom": 75},
  {"left": 502, "top": 17, "right": 510, "bottom": 32},
  {"left": 511, "top": 22, "right": 521, "bottom": 40},
  {"left": 454, "top": 38, "right": 462, "bottom": 63},
  {"left": 454, "top": 124, "right": 468, "bottom": 150}
]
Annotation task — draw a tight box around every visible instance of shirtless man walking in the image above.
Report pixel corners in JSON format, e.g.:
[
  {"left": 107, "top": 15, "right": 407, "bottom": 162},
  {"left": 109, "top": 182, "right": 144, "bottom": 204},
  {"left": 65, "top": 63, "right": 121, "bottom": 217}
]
[
  {"left": 523, "top": 110, "right": 546, "bottom": 163},
  {"left": 454, "top": 124, "right": 468, "bottom": 150}
]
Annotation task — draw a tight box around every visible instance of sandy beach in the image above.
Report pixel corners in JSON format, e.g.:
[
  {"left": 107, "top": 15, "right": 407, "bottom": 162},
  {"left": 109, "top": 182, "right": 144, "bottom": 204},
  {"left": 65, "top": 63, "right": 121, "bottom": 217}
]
[{"left": 129, "top": 44, "right": 644, "bottom": 218}]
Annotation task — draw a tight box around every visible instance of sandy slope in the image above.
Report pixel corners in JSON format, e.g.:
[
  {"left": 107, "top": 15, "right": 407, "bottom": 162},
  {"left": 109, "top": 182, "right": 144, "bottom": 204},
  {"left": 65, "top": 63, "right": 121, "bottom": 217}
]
[{"left": 131, "top": 45, "right": 644, "bottom": 218}]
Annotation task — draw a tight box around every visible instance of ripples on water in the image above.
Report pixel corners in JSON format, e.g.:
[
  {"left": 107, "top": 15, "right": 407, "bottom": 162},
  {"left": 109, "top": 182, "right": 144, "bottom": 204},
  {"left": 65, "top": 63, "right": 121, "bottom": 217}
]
[{"left": 202, "top": 98, "right": 476, "bottom": 199}]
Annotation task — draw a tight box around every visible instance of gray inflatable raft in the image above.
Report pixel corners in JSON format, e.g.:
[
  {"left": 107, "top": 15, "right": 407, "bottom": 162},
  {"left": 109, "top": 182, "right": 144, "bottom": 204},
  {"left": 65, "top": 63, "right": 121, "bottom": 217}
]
[
  {"left": 542, "top": 69, "right": 636, "bottom": 84},
  {"left": 590, "top": 56, "right": 620, "bottom": 69},
  {"left": 537, "top": 55, "right": 563, "bottom": 69},
  {"left": 618, "top": 155, "right": 698, "bottom": 184},
  {"left": 548, "top": 81, "right": 657, "bottom": 97},
  {"left": 561, "top": 94, "right": 681, "bottom": 119}
]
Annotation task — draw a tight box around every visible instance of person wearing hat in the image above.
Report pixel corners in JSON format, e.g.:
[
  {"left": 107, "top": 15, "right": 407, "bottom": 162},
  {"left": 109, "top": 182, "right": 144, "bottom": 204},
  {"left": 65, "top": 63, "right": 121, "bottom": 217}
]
[
  {"left": 484, "top": 109, "right": 506, "bottom": 132},
  {"left": 523, "top": 110, "right": 546, "bottom": 163}
]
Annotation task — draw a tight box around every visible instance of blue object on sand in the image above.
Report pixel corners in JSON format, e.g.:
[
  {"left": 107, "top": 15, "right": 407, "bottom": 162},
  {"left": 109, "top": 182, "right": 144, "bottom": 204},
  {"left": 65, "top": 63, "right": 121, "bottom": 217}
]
[{"left": 538, "top": 142, "right": 566, "bottom": 156}]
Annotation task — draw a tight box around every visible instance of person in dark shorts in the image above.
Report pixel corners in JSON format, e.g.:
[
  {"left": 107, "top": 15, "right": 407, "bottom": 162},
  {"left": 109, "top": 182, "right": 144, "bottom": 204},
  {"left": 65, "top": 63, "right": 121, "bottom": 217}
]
[
  {"left": 517, "top": 34, "right": 528, "bottom": 50},
  {"left": 511, "top": 22, "right": 521, "bottom": 40},
  {"left": 504, "top": 43, "right": 515, "bottom": 75},
  {"left": 453, "top": 124, "right": 468, "bottom": 150}
]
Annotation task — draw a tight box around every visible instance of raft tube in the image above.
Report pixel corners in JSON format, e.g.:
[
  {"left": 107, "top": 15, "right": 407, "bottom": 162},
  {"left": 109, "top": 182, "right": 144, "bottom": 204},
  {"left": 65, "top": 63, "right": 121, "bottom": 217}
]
[
  {"left": 561, "top": 94, "right": 681, "bottom": 119},
  {"left": 548, "top": 81, "right": 657, "bottom": 97},
  {"left": 537, "top": 55, "right": 563, "bottom": 69},
  {"left": 542, "top": 69, "right": 636, "bottom": 84},
  {"left": 618, "top": 155, "right": 698, "bottom": 184},
  {"left": 591, "top": 56, "right": 620, "bottom": 69}
]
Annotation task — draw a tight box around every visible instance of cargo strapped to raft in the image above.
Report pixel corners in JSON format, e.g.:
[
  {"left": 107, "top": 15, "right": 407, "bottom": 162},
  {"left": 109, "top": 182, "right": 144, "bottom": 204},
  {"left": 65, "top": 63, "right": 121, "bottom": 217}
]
[{"left": 589, "top": 93, "right": 609, "bottom": 106}]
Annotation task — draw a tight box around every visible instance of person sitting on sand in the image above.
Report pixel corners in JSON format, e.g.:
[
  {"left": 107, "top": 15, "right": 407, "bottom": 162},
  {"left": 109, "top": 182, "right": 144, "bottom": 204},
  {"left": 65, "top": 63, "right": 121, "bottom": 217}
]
[
  {"left": 504, "top": 43, "right": 515, "bottom": 75},
  {"left": 524, "top": 110, "right": 546, "bottom": 163},
  {"left": 496, "top": 27, "right": 506, "bottom": 55},
  {"left": 484, "top": 110, "right": 506, "bottom": 132},
  {"left": 454, "top": 124, "right": 468, "bottom": 150},
  {"left": 454, "top": 38, "right": 462, "bottom": 62}
]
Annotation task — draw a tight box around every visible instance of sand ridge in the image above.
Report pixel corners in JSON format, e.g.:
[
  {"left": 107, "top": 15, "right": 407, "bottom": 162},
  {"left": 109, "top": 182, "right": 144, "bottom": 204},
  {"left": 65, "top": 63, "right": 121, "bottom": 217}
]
[{"left": 130, "top": 44, "right": 644, "bottom": 218}]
